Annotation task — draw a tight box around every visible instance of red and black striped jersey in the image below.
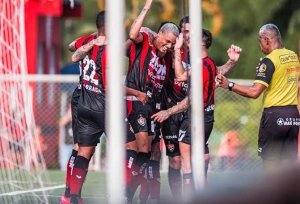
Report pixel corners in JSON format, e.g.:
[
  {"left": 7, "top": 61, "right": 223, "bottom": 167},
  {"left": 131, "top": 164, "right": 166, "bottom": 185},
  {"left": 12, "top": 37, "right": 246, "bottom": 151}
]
[
  {"left": 164, "top": 48, "right": 190, "bottom": 106},
  {"left": 74, "top": 34, "right": 96, "bottom": 84},
  {"left": 81, "top": 45, "right": 107, "bottom": 94},
  {"left": 126, "top": 32, "right": 171, "bottom": 98},
  {"left": 76, "top": 34, "right": 107, "bottom": 94},
  {"left": 202, "top": 56, "right": 217, "bottom": 120}
]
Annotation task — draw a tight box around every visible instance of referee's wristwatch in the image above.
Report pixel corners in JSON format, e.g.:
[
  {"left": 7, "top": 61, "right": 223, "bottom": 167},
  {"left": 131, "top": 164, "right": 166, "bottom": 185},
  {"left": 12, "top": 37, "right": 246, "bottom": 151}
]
[{"left": 228, "top": 81, "right": 235, "bottom": 91}]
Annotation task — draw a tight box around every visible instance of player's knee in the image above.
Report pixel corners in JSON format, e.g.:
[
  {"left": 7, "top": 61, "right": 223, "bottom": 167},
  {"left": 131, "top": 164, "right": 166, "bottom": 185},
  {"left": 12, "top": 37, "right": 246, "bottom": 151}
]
[
  {"left": 137, "top": 141, "right": 148, "bottom": 152},
  {"left": 78, "top": 147, "right": 95, "bottom": 159},
  {"left": 169, "top": 156, "right": 181, "bottom": 169}
]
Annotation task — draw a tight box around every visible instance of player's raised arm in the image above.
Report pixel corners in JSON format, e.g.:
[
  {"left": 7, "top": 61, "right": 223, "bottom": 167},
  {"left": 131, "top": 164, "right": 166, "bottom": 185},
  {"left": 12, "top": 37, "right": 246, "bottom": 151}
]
[
  {"left": 128, "top": 0, "right": 153, "bottom": 43},
  {"left": 68, "top": 32, "right": 98, "bottom": 52},
  {"left": 174, "top": 33, "right": 189, "bottom": 81},
  {"left": 217, "top": 44, "right": 242, "bottom": 75},
  {"left": 71, "top": 36, "right": 106, "bottom": 62}
]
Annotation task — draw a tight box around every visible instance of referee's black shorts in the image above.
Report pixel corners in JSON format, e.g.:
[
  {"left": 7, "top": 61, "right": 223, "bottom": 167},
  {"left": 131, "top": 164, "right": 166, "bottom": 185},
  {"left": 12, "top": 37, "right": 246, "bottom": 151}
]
[{"left": 258, "top": 105, "right": 299, "bottom": 161}]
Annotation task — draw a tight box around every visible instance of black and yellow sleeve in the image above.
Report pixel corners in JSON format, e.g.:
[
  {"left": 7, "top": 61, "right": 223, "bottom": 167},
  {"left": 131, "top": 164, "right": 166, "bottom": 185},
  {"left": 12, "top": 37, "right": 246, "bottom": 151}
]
[{"left": 254, "top": 58, "right": 275, "bottom": 87}]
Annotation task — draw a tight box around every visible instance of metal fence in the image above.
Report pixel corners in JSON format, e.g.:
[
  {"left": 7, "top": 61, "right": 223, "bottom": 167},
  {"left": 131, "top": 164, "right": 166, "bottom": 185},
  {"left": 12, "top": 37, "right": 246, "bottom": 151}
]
[{"left": 30, "top": 75, "right": 263, "bottom": 172}]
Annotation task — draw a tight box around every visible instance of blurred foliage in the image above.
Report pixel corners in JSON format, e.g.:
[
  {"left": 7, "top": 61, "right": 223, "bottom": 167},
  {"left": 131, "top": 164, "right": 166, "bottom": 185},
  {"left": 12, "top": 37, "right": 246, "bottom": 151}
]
[{"left": 60, "top": 0, "right": 300, "bottom": 79}]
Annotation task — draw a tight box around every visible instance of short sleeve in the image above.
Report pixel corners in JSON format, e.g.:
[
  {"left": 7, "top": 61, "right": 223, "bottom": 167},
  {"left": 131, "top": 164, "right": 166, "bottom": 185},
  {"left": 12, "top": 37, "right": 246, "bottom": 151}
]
[{"left": 254, "top": 58, "right": 275, "bottom": 87}]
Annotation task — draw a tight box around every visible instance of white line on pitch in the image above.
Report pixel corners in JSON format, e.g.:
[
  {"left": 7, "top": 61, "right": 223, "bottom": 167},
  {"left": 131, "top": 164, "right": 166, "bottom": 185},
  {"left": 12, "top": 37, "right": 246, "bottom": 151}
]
[{"left": 0, "top": 184, "right": 65, "bottom": 197}]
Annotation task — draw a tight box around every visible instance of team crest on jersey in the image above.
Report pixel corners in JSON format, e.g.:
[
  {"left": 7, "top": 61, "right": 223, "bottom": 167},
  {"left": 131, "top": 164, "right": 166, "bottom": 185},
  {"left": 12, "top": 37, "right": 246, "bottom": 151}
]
[
  {"left": 259, "top": 63, "right": 267, "bottom": 73},
  {"left": 137, "top": 116, "right": 146, "bottom": 126},
  {"left": 256, "top": 62, "right": 267, "bottom": 77},
  {"left": 167, "top": 142, "right": 175, "bottom": 152}
]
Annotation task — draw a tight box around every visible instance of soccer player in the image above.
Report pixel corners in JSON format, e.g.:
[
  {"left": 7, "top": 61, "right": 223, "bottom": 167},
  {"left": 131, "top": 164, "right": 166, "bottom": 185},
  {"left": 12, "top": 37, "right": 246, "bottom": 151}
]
[
  {"left": 152, "top": 28, "right": 241, "bottom": 195},
  {"left": 59, "top": 13, "right": 107, "bottom": 204},
  {"left": 65, "top": 11, "right": 107, "bottom": 204},
  {"left": 218, "top": 24, "right": 300, "bottom": 170},
  {"left": 125, "top": 0, "right": 179, "bottom": 202}
]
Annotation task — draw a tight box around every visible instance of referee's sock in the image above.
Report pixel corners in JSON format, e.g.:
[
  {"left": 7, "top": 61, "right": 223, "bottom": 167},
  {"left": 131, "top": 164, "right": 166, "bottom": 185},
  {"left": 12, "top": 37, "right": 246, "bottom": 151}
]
[
  {"left": 70, "top": 156, "right": 89, "bottom": 197},
  {"left": 64, "top": 149, "right": 78, "bottom": 197},
  {"left": 168, "top": 166, "right": 182, "bottom": 199}
]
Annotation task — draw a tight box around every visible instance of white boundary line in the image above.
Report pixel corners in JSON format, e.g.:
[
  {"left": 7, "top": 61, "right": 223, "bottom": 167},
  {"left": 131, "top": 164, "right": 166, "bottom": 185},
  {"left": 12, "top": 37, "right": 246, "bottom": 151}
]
[{"left": 0, "top": 184, "right": 65, "bottom": 197}]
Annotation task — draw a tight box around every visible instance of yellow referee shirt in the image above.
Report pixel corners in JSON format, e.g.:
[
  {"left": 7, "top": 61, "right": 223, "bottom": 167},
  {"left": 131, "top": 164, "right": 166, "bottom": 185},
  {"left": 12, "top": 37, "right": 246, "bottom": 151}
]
[{"left": 254, "top": 48, "right": 300, "bottom": 108}]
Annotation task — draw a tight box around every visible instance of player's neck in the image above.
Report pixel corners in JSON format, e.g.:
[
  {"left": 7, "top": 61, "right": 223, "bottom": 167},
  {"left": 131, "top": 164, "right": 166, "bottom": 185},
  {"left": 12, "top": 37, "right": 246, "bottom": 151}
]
[{"left": 202, "top": 50, "right": 208, "bottom": 58}]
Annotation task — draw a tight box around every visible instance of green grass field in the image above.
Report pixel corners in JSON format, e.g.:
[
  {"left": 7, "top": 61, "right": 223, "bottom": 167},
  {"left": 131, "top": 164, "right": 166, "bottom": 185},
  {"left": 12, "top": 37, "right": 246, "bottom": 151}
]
[
  {"left": 43, "top": 169, "right": 261, "bottom": 204},
  {"left": 0, "top": 169, "right": 262, "bottom": 203},
  {"left": 45, "top": 170, "right": 173, "bottom": 204}
]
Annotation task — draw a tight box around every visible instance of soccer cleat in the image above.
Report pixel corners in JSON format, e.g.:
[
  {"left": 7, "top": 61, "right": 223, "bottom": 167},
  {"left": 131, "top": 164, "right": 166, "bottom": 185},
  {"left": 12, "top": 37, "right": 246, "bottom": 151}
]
[
  {"left": 59, "top": 195, "right": 70, "bottom": 204},
  {"left": 70, "top": 195, "right": 84, "bottom": 204}
]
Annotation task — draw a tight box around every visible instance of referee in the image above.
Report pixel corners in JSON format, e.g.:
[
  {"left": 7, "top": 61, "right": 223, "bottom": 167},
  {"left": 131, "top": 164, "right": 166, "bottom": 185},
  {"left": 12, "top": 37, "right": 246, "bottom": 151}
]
[{"left": 218, "top": 24, "right": 300, "bottom": 169}]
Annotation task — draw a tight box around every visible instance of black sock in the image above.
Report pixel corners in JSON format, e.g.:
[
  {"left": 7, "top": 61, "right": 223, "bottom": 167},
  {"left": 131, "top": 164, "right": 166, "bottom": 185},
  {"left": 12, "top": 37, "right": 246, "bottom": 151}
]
[
  {"left": 148, "top": 160, "right": 160, "bottom": 200},
  {"left": 65, "top": 149, "right": 78, "bottom": 197},
  {"left": 168, "top": 166, "right": 182, "bottom": 198}
]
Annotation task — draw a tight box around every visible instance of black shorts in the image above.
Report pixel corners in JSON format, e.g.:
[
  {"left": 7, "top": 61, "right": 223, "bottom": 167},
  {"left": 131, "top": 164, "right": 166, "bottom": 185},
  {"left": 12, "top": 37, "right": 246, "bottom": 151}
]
[
  {"left": 151, "top": 121, "right": 161, "bottom": 144},
  {"left": 71, "top": 86, "right": 81, "bottom": 144},
  {"left": 178, "top": 112, "right": 214, "bottom": 154},
  {"left": 77, "top": 88, "right": 105, "bottom": 147},
  {"left": 258, "top": 106, "right": 299, "bottom": 161},
  {"left": 161, "top": 112, "right": 184, "bottom": 157},
  {"left": 126, "top": 119, "right": 136, "bottom": 143},
  {"left": 127, "top": 101, "right": 154, "bottom": 135}
]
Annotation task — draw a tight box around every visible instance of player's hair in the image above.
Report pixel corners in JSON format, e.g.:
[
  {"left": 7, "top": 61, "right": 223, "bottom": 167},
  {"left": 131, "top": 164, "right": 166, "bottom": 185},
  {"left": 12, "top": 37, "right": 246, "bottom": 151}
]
[
  {"left": 179, "top": 16, "right": 189, "bottom": 30},
  {"left": 96, "top": 11, "right": 105, "bottom": 29},
  {"left": 202, "top": 29, "right": 212, "bottom": 49},
  {"left": 259, "top": 23, "right": 282, "bottom": 41},
  {"left": 159, "top": 23, "right": 179, "bottom": 37},
  {"left": 158, "top": 21, "right": 179, "bottom": 32}
]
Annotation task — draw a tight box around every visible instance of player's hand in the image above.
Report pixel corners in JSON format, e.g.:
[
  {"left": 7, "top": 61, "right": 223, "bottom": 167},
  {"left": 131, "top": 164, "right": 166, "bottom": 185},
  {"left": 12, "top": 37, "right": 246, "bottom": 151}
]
[
  {"left": 144, "top": 0, "right": 153, "bottom": 10},
  {"left": 217, "top": 74, "right": 229, "bottom": 89},
  {"left": 137, "top": 91, "right": 148, "bottom": 105},
  {"left": 215, "top": 69, "right": 222, "bottom": 88},
  {"left": 227, "top": 44, "right": 242, "bottom": 63},
  {"left": 174, "top": 33, "right": 184, "bottom": 50},
  {"left": 94, "top": 36, "right": 107, "bottom": 46},
  {"left": 151, "top": 110, "right": 170, "bottom": 123}
]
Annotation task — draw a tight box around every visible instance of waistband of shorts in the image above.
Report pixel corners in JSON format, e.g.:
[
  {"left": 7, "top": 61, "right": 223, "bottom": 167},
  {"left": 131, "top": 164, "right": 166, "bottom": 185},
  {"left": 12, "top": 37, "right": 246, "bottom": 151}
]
[
  {"left": 263, "top": 105, "right": 297, "bottom": 111},
  {"left": 126, "top": 96, "right": 139, "bottom": 101}
]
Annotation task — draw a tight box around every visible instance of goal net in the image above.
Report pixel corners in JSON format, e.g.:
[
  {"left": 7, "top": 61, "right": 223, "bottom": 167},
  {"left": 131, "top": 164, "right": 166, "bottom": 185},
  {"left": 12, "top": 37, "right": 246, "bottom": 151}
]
[{"left": 0, "top": 0, "right": 49, "bottom": 203}]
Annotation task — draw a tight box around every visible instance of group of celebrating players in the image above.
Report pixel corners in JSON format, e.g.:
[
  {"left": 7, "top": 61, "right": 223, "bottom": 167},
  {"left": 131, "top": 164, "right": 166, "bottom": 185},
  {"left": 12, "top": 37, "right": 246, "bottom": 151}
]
[{"left": 59, "top": 0, "right": 242, "bottom": 203}]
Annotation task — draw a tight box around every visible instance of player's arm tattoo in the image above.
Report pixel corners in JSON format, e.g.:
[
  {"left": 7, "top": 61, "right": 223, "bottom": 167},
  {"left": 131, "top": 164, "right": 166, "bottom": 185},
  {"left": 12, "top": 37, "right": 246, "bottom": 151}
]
[
  {"left": 129, "top": 5, "right": 151, "bottom": 43},
  {"left": 217, "top": 59, "right": 235, "bottom": 75},
  {"left": 174, "top": 48, "right": 188, "bottom": 81},
  {"left": 167, "top": 97, "right": 190, "bottom": 116},
  {"left": 71, "top": 40, "right": 95, "bottom": 62}
]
